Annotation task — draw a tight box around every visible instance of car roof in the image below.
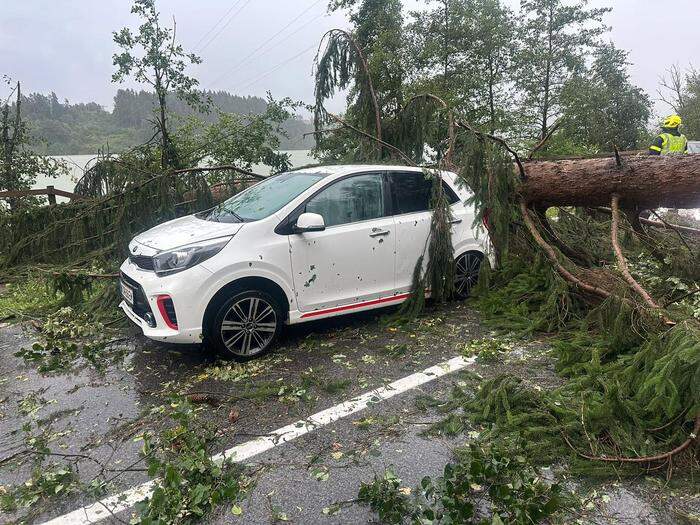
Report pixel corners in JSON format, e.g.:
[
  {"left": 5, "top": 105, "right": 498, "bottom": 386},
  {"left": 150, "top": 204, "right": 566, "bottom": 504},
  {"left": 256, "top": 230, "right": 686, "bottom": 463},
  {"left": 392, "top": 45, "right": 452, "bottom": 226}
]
[{"left": 292, "top": 164, "right": 454, "bottom": 177}]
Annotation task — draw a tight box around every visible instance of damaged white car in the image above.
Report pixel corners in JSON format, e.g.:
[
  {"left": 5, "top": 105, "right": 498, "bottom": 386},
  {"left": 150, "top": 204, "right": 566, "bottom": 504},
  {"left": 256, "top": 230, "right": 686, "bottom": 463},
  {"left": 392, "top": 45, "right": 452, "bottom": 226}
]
[{"left": 119, "top": 165, "right": 488, "bottom": 360}]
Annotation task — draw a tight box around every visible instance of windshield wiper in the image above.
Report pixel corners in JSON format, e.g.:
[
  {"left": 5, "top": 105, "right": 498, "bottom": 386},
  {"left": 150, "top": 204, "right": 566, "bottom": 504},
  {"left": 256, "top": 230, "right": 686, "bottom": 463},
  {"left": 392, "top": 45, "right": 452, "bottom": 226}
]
[{"left": 227, "top": 210, "right": 245, "bottom": 222}]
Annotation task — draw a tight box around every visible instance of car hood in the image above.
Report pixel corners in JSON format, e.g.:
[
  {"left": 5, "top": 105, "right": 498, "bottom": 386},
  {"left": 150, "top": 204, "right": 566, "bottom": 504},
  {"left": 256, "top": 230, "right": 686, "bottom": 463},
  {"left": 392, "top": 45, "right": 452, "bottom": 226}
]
[{"left": 131, "top": 215, "right": 244, "bottom": 252}]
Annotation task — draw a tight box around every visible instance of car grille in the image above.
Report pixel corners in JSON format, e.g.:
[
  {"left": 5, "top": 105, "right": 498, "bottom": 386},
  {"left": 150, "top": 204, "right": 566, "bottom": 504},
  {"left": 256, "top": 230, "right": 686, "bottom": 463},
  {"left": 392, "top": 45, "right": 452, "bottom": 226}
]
[
  {"left": 120, "top": 272, "right": 154, "bottom": 324},
  {"left": 129, "top": 254, "right": 154, "bottom": 271}
]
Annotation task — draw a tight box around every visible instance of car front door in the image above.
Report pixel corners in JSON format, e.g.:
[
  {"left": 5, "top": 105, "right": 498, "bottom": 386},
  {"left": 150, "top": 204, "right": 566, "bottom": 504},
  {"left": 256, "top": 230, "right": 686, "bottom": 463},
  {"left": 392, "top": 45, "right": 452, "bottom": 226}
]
[
  {"left": 288, "top": 172, "right": 396, "bottom": 313},
  {"left": 389, "top": 171, "right": 464, "bottom": 294}
]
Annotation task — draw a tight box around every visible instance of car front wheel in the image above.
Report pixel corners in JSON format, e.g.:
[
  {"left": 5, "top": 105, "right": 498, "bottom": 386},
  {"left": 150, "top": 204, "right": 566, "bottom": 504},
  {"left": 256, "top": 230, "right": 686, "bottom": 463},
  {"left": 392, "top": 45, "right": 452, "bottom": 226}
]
[
  {"left": 210, "top": 290, "right": 283, "bottom": 361},
  {"left": 454, "top": 251, "right": 483, "bottom": 299}
]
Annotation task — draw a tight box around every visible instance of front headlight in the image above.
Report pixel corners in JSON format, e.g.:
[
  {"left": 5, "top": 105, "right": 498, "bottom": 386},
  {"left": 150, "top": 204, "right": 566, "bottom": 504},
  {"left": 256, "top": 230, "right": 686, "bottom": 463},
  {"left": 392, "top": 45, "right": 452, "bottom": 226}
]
[{"left": 152, "top": 236, "right": 231, "bottom": 276}]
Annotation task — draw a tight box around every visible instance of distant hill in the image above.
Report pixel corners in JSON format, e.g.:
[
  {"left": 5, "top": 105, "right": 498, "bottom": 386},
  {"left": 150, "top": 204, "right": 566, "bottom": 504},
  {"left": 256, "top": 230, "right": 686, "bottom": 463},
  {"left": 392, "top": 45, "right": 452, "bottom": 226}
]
[{"left": 18, "top": 89, "right": 315, "bottom": 155}]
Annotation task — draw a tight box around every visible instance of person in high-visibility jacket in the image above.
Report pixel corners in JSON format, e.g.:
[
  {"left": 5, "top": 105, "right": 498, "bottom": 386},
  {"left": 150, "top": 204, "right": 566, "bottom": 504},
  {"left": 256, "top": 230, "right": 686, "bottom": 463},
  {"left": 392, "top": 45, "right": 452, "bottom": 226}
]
[{"left": 649, "top": 115, "right": 688, "bottom": 155}]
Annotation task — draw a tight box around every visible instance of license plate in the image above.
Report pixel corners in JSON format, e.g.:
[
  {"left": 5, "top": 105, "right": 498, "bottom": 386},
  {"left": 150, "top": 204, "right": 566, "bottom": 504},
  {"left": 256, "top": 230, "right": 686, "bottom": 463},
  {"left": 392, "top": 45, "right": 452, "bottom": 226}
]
[{"left": 120, "top": 281, "right": 134, "bottom": 305}]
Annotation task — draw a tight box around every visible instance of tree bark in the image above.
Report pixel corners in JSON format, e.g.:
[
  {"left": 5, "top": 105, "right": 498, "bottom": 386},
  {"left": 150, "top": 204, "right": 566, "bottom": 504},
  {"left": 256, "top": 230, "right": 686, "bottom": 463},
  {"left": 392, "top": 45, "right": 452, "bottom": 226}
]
[{"left": 519, "top": 154, "right": 700, "bottom": 209}]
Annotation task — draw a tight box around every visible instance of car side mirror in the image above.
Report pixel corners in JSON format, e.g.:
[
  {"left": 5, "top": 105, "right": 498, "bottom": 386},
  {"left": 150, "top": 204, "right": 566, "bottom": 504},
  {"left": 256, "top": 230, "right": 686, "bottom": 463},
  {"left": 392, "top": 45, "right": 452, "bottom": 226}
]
[{"left": 295, "top": 212, "right": 325, "bottom": 233}]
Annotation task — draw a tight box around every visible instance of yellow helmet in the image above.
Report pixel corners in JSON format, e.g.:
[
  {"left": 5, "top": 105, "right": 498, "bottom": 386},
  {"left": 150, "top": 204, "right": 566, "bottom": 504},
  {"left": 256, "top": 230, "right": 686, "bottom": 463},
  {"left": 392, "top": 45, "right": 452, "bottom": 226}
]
[{"left": 663, "top": 114, "right": 682, "bottom": 129}]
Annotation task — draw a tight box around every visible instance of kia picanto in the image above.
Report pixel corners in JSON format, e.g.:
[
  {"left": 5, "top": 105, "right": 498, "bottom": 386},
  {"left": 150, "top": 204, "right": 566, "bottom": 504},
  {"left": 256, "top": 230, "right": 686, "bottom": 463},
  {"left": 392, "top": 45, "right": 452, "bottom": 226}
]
[{"left": 119, "top": 165, "right": 488, "bottom": 360}]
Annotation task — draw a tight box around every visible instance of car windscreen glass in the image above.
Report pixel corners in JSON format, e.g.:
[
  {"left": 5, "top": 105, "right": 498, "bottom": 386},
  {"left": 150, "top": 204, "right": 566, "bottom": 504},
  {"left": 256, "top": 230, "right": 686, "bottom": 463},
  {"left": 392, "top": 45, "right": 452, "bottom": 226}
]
[{"left": 203, "top": 172, "right": 326, "bottom": 222}]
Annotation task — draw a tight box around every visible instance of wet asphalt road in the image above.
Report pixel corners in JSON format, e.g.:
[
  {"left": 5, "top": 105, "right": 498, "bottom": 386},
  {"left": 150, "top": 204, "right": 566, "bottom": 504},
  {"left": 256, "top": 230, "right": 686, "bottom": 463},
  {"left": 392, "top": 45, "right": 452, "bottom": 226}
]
[{"left": 0, "top": 305, "right": 698, "bottom": 524}]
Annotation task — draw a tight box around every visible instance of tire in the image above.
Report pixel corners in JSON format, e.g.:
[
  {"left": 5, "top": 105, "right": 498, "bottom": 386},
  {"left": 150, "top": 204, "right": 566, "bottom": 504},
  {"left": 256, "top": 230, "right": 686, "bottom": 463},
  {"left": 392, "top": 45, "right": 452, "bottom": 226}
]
[
  {"left": 454, "top": 251, "right": 483, "bottom": 299},
  {"left": 209, "top": 289, "right": 283, "bottom": 361}
]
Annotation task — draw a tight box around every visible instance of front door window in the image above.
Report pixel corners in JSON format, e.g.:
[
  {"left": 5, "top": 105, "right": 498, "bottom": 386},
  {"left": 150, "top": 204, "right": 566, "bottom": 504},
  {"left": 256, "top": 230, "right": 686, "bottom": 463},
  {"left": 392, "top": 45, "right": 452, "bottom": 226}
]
[{"left": 305, "top": 174, "right": 385, "bottom": 227}]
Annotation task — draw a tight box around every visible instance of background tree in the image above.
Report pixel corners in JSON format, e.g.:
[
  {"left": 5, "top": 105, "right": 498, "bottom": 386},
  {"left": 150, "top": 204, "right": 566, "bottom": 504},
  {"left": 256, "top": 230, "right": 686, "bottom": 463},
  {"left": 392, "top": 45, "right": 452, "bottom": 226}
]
[
  {"left": 174, "top": 96, "right": 303, "bottom": 177},
  {"left": 0, "top": 80, "right": 66, "bottom": 211},
  {"left": 555, "top": 44, "right": 651, "bottom": 153},
  {"left": 112, "top": 0, "right": 204, "bottom": 169},
  {"left": 517, "top": 0, "right": 610, "bottom": 143},
  {"left": 659, "top": 64, "right": 700, "bottom": 140},
  {"left": 407, "top": 0, "right": 516, "bottom": 134}
]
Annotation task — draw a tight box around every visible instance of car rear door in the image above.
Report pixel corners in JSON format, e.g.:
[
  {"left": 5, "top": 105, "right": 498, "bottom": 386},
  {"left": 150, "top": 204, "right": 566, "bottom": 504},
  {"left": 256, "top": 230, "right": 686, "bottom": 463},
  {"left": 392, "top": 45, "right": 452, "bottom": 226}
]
[
  {"left": 389, "top": 171, "right": 465, "bottom": 294},
  {"left": 287, "top": 172, "right": 396, "bottom": 314}
]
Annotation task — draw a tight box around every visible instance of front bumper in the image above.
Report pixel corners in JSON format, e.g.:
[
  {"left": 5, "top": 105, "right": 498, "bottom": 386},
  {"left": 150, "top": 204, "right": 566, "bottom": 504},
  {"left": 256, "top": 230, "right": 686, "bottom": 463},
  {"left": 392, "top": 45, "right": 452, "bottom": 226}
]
[{"left": 119, "top": 258, "right": 211, "bottom": 344}]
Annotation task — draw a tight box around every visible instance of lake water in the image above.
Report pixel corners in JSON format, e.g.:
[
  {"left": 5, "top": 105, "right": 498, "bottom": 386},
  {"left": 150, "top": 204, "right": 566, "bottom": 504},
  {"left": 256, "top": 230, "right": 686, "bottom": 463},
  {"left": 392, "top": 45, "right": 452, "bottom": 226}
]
[{"left": 34, "top": 150, "right": 315, "bottom": 198}]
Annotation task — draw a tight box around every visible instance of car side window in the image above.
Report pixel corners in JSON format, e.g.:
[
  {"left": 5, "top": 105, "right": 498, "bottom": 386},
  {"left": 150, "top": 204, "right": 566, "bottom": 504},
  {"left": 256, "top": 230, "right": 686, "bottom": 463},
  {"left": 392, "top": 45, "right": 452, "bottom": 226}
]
[
  {"left": 390, "top": 172, "right": 459, "bottom": 214},
  {"left": 305, "top": 173, "right": 386, "bottom": 227}
]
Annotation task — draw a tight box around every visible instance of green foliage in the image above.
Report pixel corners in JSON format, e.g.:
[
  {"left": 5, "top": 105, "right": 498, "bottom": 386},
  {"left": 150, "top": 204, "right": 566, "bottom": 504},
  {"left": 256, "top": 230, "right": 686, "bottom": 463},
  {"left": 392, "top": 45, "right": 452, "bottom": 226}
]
[
  {"left": 14, "top": 306, "right": 126, "bottom": 373},
  {"left": 0, "top": 464, "right": 76, "bottom": 512},
  {"left": 473, "top": 257, "right": 580, "bottom": 333},
  {"left": 358, "top": 469, "right": 412, "bottom": 523},
  {"left": 136, "top": 397, "right": 247, "bottom": 524},
  {"left": 406, "top": 0, "right": 517, "bottom": 133},
  {"left": 468, "top": 322, "right": 700, "bottom": 471},
  {"left": 314, "top": 0, "right": 405, "bottom": 162},
  {"left": 359, "top": 442, "right": 569, "bottom": 524},
  {"left": 463, "top": 337, "right": 515, "bottom": 363},
  {"left": 175, "top": 96, "right": 301, "bottom": 176},
  {"left": 517, "top": 0, "right": 611, "bottom": 140},
  {"left": 426, "top": 171, "right": 455, "bottom": 302},
  {"left": 0, "top": 276, "right": 63, "bottom": 319},
  {"left": 396, "top": 169, "right": 457, "bottom": 319},
  {"left": 558, "top": 44, "right": 651, "bottom": 151}
]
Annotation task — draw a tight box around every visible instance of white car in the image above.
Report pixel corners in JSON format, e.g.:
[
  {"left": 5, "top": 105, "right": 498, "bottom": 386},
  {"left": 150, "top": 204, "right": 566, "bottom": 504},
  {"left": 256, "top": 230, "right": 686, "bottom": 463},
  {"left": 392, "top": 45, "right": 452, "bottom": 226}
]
[{"left": 119, "top": 165, "right": 488, "bottom": 360}]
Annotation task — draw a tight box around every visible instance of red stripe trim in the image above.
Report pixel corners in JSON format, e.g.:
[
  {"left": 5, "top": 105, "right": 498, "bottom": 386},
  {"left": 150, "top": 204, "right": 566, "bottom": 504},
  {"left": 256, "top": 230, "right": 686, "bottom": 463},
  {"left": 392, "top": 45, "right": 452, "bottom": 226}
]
[
  {"left": 300, "top": 293, "right": 411, "bottom": 319},
  {"left": 156, "top": 294, "right": 178, "bottom": 330}
]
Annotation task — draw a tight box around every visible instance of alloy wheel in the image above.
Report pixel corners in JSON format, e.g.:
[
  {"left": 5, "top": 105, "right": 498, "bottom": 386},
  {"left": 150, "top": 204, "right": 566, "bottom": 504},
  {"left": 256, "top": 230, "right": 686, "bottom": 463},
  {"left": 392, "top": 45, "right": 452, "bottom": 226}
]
[
  {"left": 220, "top": 296, "right": 278, "bottom": 356},
  {"left": 454, "top": 252, "right": 482, "bottom": 298}
]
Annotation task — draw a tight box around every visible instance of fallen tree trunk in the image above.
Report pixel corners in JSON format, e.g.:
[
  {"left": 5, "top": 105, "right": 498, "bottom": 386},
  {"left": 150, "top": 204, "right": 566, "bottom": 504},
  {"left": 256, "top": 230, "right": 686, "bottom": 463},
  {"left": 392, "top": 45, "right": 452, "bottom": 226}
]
[{"left": 520, "top": 154, "right": 700, "bottom": 209}]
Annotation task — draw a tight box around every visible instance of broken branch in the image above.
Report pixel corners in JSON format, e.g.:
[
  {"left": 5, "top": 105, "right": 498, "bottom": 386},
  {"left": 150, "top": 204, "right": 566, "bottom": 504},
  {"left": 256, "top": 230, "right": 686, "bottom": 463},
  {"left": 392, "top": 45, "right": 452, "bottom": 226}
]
[
  {"left": 520, "top": 200, "right": 611, "bottom": 299},
  {"left": 610, "top": 194, "right": 662, "bottom": 310}
]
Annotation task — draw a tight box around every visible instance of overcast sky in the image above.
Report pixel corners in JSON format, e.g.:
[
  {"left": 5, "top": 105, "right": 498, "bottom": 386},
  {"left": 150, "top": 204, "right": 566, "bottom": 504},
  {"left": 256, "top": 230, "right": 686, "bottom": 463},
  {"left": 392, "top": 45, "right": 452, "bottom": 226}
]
[{"left": 1, "top": 0, "right": 699, "bottom": 119}]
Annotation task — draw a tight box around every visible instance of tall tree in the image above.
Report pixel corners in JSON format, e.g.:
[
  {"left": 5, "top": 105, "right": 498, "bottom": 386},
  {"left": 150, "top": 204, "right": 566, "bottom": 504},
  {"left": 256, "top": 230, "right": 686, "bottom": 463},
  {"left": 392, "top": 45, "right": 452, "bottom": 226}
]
[
  {"left": 407, "top": 0, "right": 516, "bottom": 133},
  {"left": 557, "top": 44, "right": 651, "bottom": 152},
  {"left": 517, "top": 0, "right": 610, "bottom": 142},
  {"left": 112, "top": 0, "right": 204, "bottom": 169},
  {"left": 314, "top": 0, "right": 405, "bottom": 161}
]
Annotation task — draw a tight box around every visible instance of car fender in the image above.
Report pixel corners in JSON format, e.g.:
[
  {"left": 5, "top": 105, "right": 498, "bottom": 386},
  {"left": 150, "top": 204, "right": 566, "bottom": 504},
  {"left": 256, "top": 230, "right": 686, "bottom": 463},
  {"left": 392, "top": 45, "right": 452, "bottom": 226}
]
[
  {"left": 199, "top": 260, "right": 297, "bottom": 314},
  {"left": 454, "top": 238, "right": 487, "bottom": 258}
]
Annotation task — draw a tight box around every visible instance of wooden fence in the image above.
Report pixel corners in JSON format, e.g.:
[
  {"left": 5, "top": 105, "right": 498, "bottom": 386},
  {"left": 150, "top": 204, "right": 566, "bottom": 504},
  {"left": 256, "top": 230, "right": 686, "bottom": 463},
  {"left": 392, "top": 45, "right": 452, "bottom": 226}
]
[{"left": 0, "top": 185, "right": 82, "bottom": 205}]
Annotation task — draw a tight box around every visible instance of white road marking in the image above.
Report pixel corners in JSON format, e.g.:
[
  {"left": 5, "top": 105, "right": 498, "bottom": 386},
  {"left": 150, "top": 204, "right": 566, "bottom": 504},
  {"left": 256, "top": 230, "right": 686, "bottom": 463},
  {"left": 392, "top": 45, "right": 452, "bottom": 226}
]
[{"left": 42, "top": 355, "right": 475, "bottom": 525}]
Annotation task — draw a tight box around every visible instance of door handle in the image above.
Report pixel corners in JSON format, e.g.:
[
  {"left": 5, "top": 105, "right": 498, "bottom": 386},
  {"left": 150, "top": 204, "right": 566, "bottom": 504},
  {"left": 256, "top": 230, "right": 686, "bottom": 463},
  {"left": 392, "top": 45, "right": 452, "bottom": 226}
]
[
  {"left": 449, "top": 218, "right": 463, "bottom": 224},
  {"left": 369, "top": 228, "right": 390, "bottom": 237}
]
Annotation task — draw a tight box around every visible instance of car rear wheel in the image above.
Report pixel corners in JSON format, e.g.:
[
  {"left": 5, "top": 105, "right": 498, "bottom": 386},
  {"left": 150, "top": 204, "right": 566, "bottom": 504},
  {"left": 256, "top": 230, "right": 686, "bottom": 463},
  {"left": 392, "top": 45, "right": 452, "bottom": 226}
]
[
  {"left": 454, "top": 251, "right": 483, "bottom": 299},
  {"left": 210, "top": 290, "right": 283, "bottom": 361}
]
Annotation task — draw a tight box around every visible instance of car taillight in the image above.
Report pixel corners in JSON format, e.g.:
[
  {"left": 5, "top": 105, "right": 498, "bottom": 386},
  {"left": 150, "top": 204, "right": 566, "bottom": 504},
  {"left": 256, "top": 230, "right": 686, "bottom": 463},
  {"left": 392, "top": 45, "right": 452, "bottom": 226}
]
[{"left": 156, "top": 295, "right": 178, "bottom": 329}]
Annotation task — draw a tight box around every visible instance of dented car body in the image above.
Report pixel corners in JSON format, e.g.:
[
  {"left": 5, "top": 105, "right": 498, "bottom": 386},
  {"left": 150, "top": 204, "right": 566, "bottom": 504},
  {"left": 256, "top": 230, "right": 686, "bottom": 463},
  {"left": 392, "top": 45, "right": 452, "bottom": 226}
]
[{"left": 119, "top": 165, "right": 489, "bottom": 360}]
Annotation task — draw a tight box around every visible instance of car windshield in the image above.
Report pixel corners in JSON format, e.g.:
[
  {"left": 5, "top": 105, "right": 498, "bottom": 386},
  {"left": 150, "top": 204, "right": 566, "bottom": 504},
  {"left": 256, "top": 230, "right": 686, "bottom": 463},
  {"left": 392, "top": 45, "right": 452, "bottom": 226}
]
[{"left": 202, "top": 171, "right": 326, "bottom": 223}]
